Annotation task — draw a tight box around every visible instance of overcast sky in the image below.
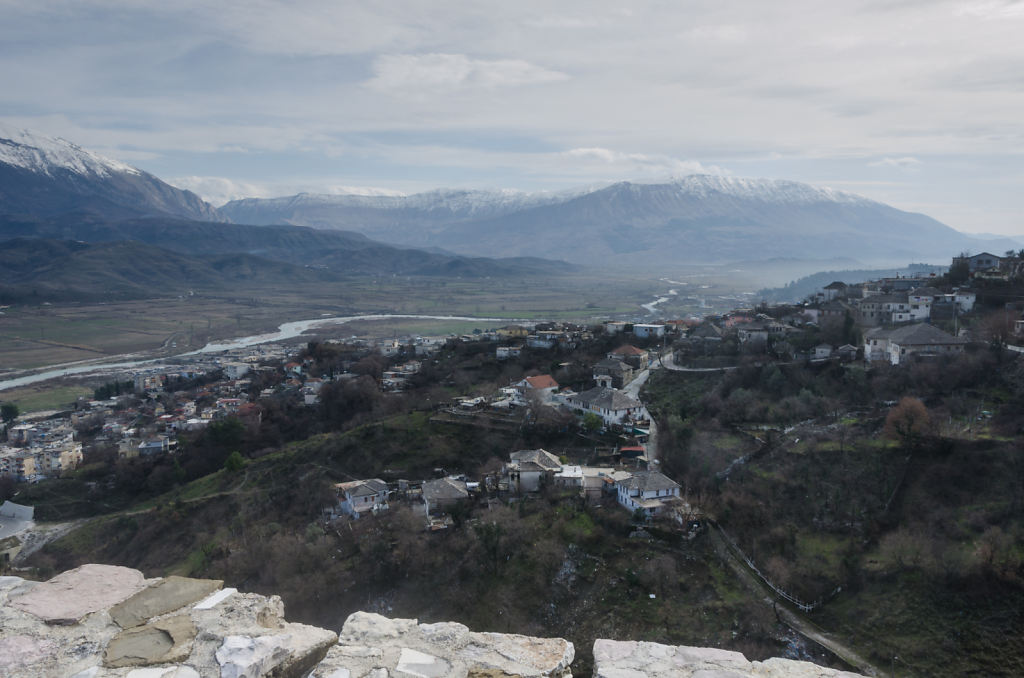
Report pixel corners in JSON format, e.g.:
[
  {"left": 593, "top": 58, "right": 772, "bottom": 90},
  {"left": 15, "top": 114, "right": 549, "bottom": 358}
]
[{"left": 2, "top": 0, "right": 1023, "bottom": 234}]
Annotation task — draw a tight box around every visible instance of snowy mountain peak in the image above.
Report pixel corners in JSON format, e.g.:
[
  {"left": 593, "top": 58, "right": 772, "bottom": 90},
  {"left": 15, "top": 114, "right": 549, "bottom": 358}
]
[
  {"left": 0, "top": 125, "right": 141, "bottom": 178},
  {"left": 633, "top": 174, "right": 872, "bottom": 206}
]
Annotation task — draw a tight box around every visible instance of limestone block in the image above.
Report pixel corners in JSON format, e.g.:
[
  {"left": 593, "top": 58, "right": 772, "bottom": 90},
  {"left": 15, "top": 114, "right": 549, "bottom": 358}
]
[
  {"left": 9, "top": 564, "right": 150, "bottom": 624},
  {"left": 592, "top": 640, "right": 866, "bottom": 678},
  {"left": 104, "top": 614, "right": 197, "bottom": 667},
  {"left": 216, "top": 634, "right": 293, "bottom": 678},
  {"left": 315, "top": 612, "right": 573, "bottom": 678},
  {"left": 110, "top": 576, "right": 223, "bottom": 629}
]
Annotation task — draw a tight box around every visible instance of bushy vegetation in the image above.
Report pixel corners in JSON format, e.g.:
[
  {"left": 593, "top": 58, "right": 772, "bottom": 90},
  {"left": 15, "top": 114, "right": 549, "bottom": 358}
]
[{"left": 643, "top": 349, "right": 1024, "bottom": 675}]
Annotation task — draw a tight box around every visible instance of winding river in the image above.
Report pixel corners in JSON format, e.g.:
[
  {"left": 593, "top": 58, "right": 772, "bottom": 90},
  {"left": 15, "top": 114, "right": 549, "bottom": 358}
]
[{"left": 0, "top": 313, "right": 515, "bottom": 392}]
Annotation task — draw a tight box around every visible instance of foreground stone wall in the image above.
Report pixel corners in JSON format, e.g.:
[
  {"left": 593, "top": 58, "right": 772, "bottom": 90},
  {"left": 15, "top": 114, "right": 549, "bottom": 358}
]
[{"left": 0, "top": 564, "right": 865, "bottom": 678}]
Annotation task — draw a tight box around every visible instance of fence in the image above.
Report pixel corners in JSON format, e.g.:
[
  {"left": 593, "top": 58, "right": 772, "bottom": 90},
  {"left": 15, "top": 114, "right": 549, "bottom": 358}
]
[{"left": 711, "top": 520, "right": 839, "bottom": 613}]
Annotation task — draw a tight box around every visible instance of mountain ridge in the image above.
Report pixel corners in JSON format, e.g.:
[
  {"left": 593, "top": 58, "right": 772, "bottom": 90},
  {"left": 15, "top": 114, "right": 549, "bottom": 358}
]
[
  {"left": 221, "top": 176, "right": 1011, "bottom": 266},
  {"left": 0, "top": 126, "right": 225, "bottom": 223}
]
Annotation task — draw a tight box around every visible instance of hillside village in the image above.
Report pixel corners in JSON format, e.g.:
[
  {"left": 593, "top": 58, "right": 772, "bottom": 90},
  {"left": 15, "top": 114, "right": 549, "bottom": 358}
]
[{"left": 2, "top": 251, "right": 1021, "bottom": 528}]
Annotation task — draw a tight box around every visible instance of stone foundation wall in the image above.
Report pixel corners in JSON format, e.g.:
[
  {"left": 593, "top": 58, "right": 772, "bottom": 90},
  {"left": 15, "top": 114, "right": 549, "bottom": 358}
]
[{"left": 0, "top": 564, "right": 865, "bottom": 678}]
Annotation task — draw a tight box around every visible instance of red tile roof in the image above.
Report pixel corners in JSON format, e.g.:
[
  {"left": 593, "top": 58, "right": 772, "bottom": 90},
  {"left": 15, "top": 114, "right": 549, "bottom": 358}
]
[{"left": 524, "top": 375, "right": 559, "bottom": 389}]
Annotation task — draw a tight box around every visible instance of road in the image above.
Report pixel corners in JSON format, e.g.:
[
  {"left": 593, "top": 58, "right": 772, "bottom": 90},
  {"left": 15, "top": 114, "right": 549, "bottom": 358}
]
[{"left": 621, "top": 365, "right": 659, "bottom": 463}]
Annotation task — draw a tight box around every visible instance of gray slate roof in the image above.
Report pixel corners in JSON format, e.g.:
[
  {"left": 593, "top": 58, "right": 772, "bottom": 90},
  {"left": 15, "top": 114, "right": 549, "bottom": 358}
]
[
  {"left": 621, "top": 471, "right": 680, "bottom": 492},
  {"left": 888, "top": 323, "right": 965, "bottom": 346},
  {"left": 509, "top": 448, "right": 562, "bottom": 472},
  {"left": 422, "top": 477, "right": 469, "bottom": 502}
]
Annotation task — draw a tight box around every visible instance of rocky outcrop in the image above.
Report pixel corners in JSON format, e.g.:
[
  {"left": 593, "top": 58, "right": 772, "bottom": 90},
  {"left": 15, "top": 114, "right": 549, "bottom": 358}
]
[
  {"left": 0, "top": 565, "right": 336, "bottom": 678},
  {"left": 1, "top": 564, "right": 868, "bottom": 678},
  {"left": 314, "top": 611, "right": 575, "bottom": 677},
  {"left": 592, "top": 639, "right": 866, "bottom": 677}
]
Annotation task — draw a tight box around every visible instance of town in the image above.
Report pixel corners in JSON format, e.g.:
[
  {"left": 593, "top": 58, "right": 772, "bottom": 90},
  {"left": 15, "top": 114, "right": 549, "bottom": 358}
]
[{"left": 2, "top": 250, "right": 1016, "bottom": 525}]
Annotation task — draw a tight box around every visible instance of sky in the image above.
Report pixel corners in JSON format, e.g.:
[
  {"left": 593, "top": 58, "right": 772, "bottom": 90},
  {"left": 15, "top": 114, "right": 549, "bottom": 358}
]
[{"left": 1, "top": 0, "right": 1023, "bottom": 235}]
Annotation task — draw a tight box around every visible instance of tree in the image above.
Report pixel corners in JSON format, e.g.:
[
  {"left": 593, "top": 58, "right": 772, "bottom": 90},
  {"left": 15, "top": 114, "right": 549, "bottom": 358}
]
[
  {"left": 582, "top": 411, "right": 603, "bottom": 433},
  {"left": 223, "top": 451, "right": 245, "bottom": 473},
  {"left": 947, "top": 254, "right": 970, "bottom": 286},
  {"left": 1, "top": 403, "right": 18, "bottom": 424},
  {"left": 884, "top": 397, "right": 931, "bottom": 451}
]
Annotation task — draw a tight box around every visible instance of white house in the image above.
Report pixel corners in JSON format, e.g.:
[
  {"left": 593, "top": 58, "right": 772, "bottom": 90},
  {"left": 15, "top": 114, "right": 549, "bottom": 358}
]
[
  {"left": 335, "top": 478, "right": 389, "bottom": 518},
  {"left": 222, "top": 362, "right": 250, "bottom": 380},
  {"left": 812, "top": 344, "right": 833, "bottom": 360},
  {"left": 953, "top": 289, "right": 976, "bottom": 313},
  {"left": 886, "top": 323, "right": 967, "bottom": 365},
  {"left": 496, "top": 346, "right": 523, "bottom": 360},
  {"left": 564, "top": 387, "right": 646, "bottom": 426},
  {"left": 632, "top": 324, "right": 666, "bottom": 339},
  {"left": 616, "top": 471, "right": 682, "bottom": 517},
  {"left": 514, "top": 374, "right": 559, "bottom": 405}
]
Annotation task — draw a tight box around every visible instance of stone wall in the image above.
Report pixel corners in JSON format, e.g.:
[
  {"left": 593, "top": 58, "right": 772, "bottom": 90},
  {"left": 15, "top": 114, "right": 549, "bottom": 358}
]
[{"left": 0, "top": 564, "right": 866, "bottom": 678}]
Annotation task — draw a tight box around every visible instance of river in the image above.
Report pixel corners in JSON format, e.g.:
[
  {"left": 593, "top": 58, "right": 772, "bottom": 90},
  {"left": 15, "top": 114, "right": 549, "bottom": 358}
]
[{"left": 0, "top": 313, "right": 516, "bottom": 392}]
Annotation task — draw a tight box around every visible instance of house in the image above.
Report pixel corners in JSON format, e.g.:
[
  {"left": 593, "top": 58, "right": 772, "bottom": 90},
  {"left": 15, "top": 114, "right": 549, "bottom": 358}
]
[
  {"left": 836, "top": 344, "right": 858, "bottom": 361},
  {"left": 958, "top": 252, "right": 1004, "bottom": 273},
  {"left": 506, "top": 448, "right": 562, "bottom": 493},
  {"left": 735, "top": 321, "right": 768, "bottom": 345},
  {"left": 564, "top": 387, "right": 645, "bottom": 426},
  {"left": 886, "top": 323, "right": 967, "bottom": 365},
  {"left": 377, "top": 339, "right": 402, "bottom": 356},
  {"left": 856, "top": 294, "right": 912, "bottom": 326},
  {"left": 812, "top": 344, "right": 833, "bottom": 360},
  {"left": 334, "top": 479, "right": 389, "bottom": 518},
  {"left": 616, "top": 471, "right": 682, "bottom": 517},
  {"left": 604, "top": 321, "right": 628, "bottom": 335},
  {"left": 953, "top": 289, "right": 976, "bottom": 313},
  {"left": 514, "top": 374, "right": 559, "bottom": 405},
  {"left": 138, "top": 437, "right": 174, "bottom": 456},
  {"left": 688, "top": 323, "right": 723, "bottom": 342},
  {"left": 607, "top": 344, "right": 650, "bottom": 368},
  {"left": 421, "top": 477, "right": 469, "bottom": 515},
  {"left": 222, "top": 362, "right": 250, "bottom": 380},
  {"left": 496, "top": 346, "right": 522, "bottom": 360},
  {"left": 632, "top": 324, "right": 666, "bottom": 339},
  {"left": 592, "top": 358, "right": 635, "bottom": 389},
  {"left": 863, "top": 327, "right": 892, "bottom": 362},
  {"left": 822, "top": 281, "right": 848, "bottom": 301}
]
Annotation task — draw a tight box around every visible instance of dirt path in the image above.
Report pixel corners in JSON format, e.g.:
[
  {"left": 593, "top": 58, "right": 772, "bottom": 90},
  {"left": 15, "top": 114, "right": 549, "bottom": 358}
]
[{"left": 707, "top": 526, "right": 881, "bottom": 676}]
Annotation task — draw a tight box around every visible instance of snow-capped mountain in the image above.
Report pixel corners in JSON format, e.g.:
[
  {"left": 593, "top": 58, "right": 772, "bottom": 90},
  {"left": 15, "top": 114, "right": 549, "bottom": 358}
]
[
  {"left": 0, "top": 126, "right": 225, "bottom": 222},
  {"left": 222, "top": 175, "right": 999, "bottom": 266},
  {"left": 220, "top": 186, "right": 582, "bottom": 235}
]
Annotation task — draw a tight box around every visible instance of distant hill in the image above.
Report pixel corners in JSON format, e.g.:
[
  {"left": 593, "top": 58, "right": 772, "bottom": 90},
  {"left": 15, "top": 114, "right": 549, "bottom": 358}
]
[
  {"left": 0, "top": 213, "right": 572, "bottom": 278},
  {"left": 0, "top": 238, "right": 333, "bottom": 302},
  {"left": 756, "top": 264, "right": 948, "bottom": 303},
  {"left": 0, "top": 126, "right": 225, "bottom": 223},
  {"left": 222, "top": 176, "right": 1020, "bottom": 267}
]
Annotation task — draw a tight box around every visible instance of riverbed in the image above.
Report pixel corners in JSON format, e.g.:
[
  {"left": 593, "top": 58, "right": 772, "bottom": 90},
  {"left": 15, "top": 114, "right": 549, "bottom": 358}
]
[{"left": 0, "top": 313, "right": 516, "bottom": 392}]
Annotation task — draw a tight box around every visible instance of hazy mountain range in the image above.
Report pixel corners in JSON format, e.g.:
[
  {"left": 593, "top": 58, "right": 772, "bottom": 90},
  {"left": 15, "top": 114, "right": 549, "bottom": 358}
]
[
  {"left": 1, "top": 126, "right": 1018, "bottom": 291},
  {"left": 0, "top": 128, "right": 571, "bottom": 299},
  {"left": 222, "top": 177, "right": 1020, "bottom": 266}
]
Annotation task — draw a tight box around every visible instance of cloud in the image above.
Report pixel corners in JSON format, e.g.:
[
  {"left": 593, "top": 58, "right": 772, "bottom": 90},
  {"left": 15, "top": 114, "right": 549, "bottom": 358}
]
[
  {"left": 365, "top": 53, "right": 568, "bottom": 93},
  {"left": 684, "top": 24, "right": 748, "bottom": 43},
  {"left": 869, "top": 156, "right": 923, "bottom": 169},
  {"left": 562, "top": 147, "right": 727, "bottom": 177}
]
